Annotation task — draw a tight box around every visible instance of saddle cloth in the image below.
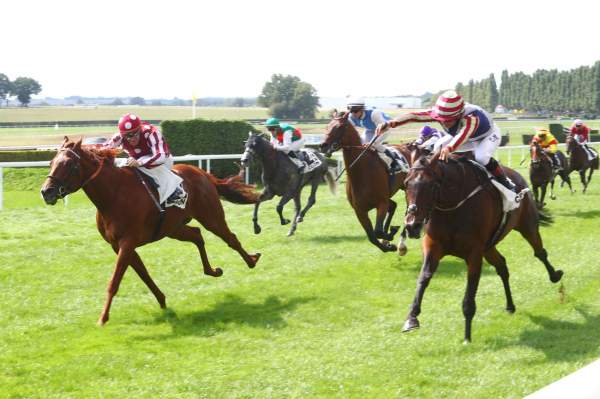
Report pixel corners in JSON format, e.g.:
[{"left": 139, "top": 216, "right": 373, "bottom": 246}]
[
  {"left": 288, "top": 150, "right": 323, "bottom": 174},
  {"left": 376, "top": 146, "right": 409, "bottom": 174},
  {"left": 468, "top": 160, "right": 529, "bottom": 212}
]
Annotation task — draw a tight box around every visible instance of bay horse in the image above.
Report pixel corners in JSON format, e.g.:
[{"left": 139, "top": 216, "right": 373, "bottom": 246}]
[
  {"left": 566, "top": 135, "right": 598, "bottom": 193},
  {"left": 402, "top": 153, "right": 563, "bottom": 342},
  {"left": 319, "top": 111, "right": 419, "bottom": 254},
  {"left": 529, "top": 140, "right": 572, "bottom": 207},
  {"left": 41, "top": 138, "right": 262, "bottom": 325},
  {"left": 240, "top": 132, "right": 337, "bottom": 237}
]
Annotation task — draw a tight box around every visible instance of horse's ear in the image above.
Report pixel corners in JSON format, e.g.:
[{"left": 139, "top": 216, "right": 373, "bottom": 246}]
[
  {"left": 74, "top": 138, "right": 82, "bottom": 151},
  {"left": 430, "top": 149, "right": 441, "bottom": 166},
  {"left": 332, "top": 108, "right": 338, "bottom": 118},
  {"left": 62, "top": 136, "right": 69, "bottom": 147}
]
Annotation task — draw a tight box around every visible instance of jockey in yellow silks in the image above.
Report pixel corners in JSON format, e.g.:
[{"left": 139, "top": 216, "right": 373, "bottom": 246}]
[{"left": 531, "top": 128, "right": 560, "bottom": 170}]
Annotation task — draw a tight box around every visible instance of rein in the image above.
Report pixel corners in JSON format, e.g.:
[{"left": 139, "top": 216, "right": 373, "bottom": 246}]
[{"left": 47, "top": 148, "right": 105, "bottom": 197}]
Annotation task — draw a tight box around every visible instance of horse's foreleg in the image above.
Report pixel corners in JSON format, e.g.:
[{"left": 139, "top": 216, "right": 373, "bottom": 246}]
[
  {"left": 549, "top": 178, "right": 556, "bottom": 200},
  {"left": 462, "top": 254, "right": 483, "bottom": 343},
  {"left": 561, "top": 170, "right": 575, "bottom": 193},
  {"left": 168, "top": 225, "right": 223, "bottom": 277},
  {"left": 403, "top": 242, "right": 442, "bottom": 332},
  {"left": 253, "top": 190, "right": 274, "bottom": 235},
  {"left": 276, "top": 194, "right": 294, "bottom": 226},
  {"left": 397, "top": 226, "right": 408, "bottom": 257},
  {"left": 373, "top": 202, "right": 392, "bottom": 239},
  {"left": 484, "top": 247, "right": 515, "bottom": 313},
  {"left": 98, "top": 243, "right": 134, "bottom": 325},
  {"left": 539, "top": 183, "right": 547, "bottom": 207},
  {"left": 355, "top": 208, "right": 396, "bottom": 252},
  {"left": 287, "top": 195, "right": 302, "bottom": 237},
  {"left": 579, "top": 170, "right": 588, "bottom": 193},
  {"left": 129, "top": 251, "right": 166, "bottom": 308},
  {"left": 297, "top": 180, "right": 319, "bottom": 222}
]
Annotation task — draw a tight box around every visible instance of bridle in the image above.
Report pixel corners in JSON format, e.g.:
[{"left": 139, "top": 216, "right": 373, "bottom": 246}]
[
  {"left": 46, "top": 148, "right": 105, "bottom": 198},
  {"left": 406, "top": 160, "right": 484, "bottom": 224}
]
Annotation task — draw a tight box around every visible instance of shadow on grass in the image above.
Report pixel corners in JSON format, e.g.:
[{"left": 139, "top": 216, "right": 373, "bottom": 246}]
[
  {"left": 391, "top": 257, "right": 498, "bottom": 278},
  {"left": 554, "top": 209, "right": 600, "bottom": 219},
  {"left": 490, "top": 307, "right": 600, "bottom": 362},
  {"left": 304, "top": 234, "right": 367, "bottom": 244},
  {"left": 142, "top": 294, "right": 315, "bottom": 339}
]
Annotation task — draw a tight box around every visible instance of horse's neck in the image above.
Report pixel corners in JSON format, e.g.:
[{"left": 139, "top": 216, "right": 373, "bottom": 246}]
[
  {"left": 438, "top": 162, "right": 481, "bottom": 202},
  {"left": 81, "top": 162, "right": 121, "bottom": 212}
]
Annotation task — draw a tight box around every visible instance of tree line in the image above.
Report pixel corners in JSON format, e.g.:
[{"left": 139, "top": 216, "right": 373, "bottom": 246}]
[
  {"left": 0, "top": 74, "right": 42, "bottom": 107},
  {"left": 454, "top": 60, "right": 600, "bottom": 115}
]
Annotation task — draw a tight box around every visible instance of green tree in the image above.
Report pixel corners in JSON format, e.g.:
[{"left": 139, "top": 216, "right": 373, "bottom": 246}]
[
  {"left": 11, "top": 77, "right": 41, "bottom": 107},
  {"left": 258, "top": 74, "right": 320, "bottom": 119},
  {"left": 0, "top": 73, "right": 13, "bottom": 106}
]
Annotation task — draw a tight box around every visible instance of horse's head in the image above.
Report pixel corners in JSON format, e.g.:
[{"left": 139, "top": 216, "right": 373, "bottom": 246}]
[
  {"left": 41, "top": 137, "right": 87, "bottom": 205},
  {"left": 320, "top": 111, "right": 359, "bottom": 157},
  {"left": 566, "top": 134, "right": 577, "bottom": 154},
  {"left": 530, "top": 140, "right": 545, "bottom": 167},
  {"left": 240, "top": 131, "right": 270, "bottom": 167},
  {"left": 403, "top": 153, "right": 443, "bottom": 238}
]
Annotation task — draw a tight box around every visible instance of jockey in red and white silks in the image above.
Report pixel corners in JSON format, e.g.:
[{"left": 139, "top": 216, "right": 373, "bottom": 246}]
[
  {"left": 104, "top": 113, "right": 182, "bottom": 204},
  {"left": 570, "top": 119, "right": 597, "bottom": 161},
  {"left": 376, "top": 90, "right": 518, "bottom": 192}
]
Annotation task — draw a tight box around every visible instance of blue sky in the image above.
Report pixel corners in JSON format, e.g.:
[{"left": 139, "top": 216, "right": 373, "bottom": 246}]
[{"left": 4, "top": 0, "right": 599, "bottom": 99}]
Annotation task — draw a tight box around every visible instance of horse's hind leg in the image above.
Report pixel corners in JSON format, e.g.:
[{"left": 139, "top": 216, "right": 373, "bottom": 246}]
[
  {"left": 167, "top": 225, "right": 223, "bottom": 277},
  {"left": 374, "top": 201, "right": 397, "bottom": 240},
  {"left": 199, "top": 213, "right": 261, "bottom": 269},
  {"left": 516, "top": 215, "right": 563, "bottom": 283},
  {"left": 383, "top": 199, "right": 399, "bottom": 238},
  {"left": 484, "top": 247, "right": 515, "bottom": 313},
  {"left": 355, "top": 208, "right": 395, "bottom": 252},
  {"left": 579, "top": 170, "right": 588, "bottom": 193}
]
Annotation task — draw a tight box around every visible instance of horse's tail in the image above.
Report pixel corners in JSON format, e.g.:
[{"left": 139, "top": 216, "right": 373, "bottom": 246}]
[
  {"left": 208, "top": 173, "right": 260, "bottom": 204},
  {"left": 324, "top": 168, "right": 337, "bottom": 195}
]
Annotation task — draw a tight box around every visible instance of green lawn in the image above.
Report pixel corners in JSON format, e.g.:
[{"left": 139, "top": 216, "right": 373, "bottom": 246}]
[{"left": 1, "top": 164, "right": 599, "bottom": 398}]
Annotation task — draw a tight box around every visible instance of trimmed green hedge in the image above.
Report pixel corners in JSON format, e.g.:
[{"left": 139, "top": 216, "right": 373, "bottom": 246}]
[{"left": 161, "top": 118, "right": 259, "bottom": 179}]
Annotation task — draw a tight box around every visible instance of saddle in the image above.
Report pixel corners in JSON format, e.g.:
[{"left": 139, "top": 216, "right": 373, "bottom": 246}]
[
  {"left": 133, "top": 168, "right": 188, "bottom": 210},
  {"left": 376, "top": 146, "right": 409, "bottom": 174},
  {"left": 288, "top": 150, "right": 323, "bottom": 174}
]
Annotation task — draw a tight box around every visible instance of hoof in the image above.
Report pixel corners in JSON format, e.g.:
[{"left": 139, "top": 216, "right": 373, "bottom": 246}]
[
  {"left": 384, "top": 243, "right": 397, "bottom": 252},
  {"left": 296, "top": 216, "right": 304, "bottom": 223},
  {"left": 397, "top": 244, "right": 408, "bottom": 257},
  {"left": 286, "top": 230, "right": 296, "bottom": 237},
  {"left": 206, "top": 267, "right": 223, "bottom": 277},
  {"left": 248, "top": 253, "right": 261, "bottom": 268},
  {"left": 253, "top": 225, "right": 262, "bottom": 235},
  {"left": 550, "top": 195, "right": 556, "bottom": 200},
  {"left": 281, "top": 219, "right": 291, "bottom": 225},
  {"left": 402, "top": 317, "right": 420, "bottom": 332},
  {"left": 551, "top": 270, "right": 564, "bottom": 283},
  {"left": 97, "top": 317, "right": 108, "bottom": 326},
  {"left": 463, "top": 338, "right": 472, "bottom": 345},
  {"left": 506, "top": 305, "right": 516, "bottom": 314},
  {"left": 158, "top": 295, "right": 167, "bottom": 309}
]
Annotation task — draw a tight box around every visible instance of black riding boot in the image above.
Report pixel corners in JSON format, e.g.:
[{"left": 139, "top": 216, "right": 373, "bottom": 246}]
[
  {"left": 551, "top": 153, "right": 561, "bottom": 170},
  {"left": 384, "top": 149, "right": 402, "bottom": 174},
  {"left": 485, "top": 158, "right": 516, "bottom": 192}
]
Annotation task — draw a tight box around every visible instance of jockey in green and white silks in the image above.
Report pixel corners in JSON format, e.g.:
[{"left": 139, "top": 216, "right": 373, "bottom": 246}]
[{"left": 265, "top": 118, "right": 306, "bottom": 170}]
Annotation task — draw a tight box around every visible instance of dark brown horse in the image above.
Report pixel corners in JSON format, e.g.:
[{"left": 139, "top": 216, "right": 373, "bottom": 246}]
[
  {"left": 529, "top": 141, "right": 572, "bottom": 207},
  {"left": 566, "top": 135, "right": 598, "bottom": 193},
  {"left": 320, "top": 111, "right": 418, "bottom": 254},
  {"left": 402, "top": 153, "right": 563, "bottom": 342},
  {"left": 41, "top": 138, "right": 261, "bottom": 325}
]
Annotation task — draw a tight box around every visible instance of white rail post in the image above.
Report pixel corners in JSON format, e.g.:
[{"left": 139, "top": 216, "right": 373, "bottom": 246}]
[
  {"left": 245, "top": 166, "right": 250, "bottom": 185},
  {"left": 207, "top": 159, "right": 211, "bottom": 173}
]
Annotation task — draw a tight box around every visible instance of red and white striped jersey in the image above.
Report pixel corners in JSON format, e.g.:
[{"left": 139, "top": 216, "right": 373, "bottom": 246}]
[{"left": 104, "top": 122, "right": 171, "bottom": 168}]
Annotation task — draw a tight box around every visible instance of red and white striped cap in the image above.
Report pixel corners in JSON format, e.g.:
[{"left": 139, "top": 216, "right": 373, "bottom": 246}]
[
  {"left": 432, "top": 90, "right": 464, "bottom": 122},
  {"left": 118, "top": 113, "right": 142, "bottom": 135}
]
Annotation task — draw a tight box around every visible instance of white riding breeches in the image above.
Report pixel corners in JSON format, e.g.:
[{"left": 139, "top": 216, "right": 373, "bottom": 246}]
[
  {"left": 136, "top": 156, "right": 183, "bottom": 204},
  {"left": 436, "top": 125, "right": 501, "bottom": 165}
]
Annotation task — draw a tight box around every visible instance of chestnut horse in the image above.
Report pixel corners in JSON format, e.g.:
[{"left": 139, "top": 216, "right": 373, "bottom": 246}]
[
  {"left": 403, "top": 153, "right": 563, "bottom": 342},
  {"left": 566, "top": 135, "right": 598, "bottom": 193},
  {"left": 41, "top": 138, "right": 261, "bottom": 325},
  {"left": 529, "top": 141, "right": 572, "bottom": 207},
  {"left": 320, "top": 112, "right": 419, "bottom": 253}
]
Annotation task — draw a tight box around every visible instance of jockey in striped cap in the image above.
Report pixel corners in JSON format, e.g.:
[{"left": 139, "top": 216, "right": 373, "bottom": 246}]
[{"left": 375, "top": 90, "right": 519, "bottom": 192}]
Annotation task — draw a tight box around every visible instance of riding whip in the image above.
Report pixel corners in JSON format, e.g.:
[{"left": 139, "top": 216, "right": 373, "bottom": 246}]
[{"left": 335, "top": 134, "right": 379, "bottom": 181}]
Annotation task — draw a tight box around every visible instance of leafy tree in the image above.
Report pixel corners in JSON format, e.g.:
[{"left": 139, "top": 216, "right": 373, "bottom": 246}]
[
  {"left": 111, "top": 98, "right": 124, "bottom": 105},
  {"left": 11, "top": 77, "right": 41, "bottom": 107},
  {"left": 0, "top": 73, "right": 13, "bottom": 106},
  {"left": 129, "top": 96, "right": 146, "bottom": 106},
  {"left": 258, "top": 74, "right": 320, "bottom": 119}
]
